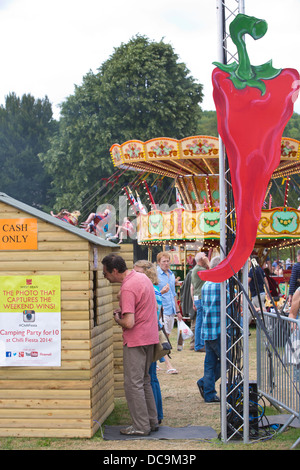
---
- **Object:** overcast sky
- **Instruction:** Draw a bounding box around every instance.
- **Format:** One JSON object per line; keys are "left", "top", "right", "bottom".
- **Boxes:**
{"left": 0, "top": 0, "right": 299, "bottom": 120}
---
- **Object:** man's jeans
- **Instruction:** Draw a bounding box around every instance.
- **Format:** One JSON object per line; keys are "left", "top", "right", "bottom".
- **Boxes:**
{"left": 197, "top": 338, "right": 221, "bottom": 402}
{"left": 194, "top": 299, "right": 205, "bottom": 351}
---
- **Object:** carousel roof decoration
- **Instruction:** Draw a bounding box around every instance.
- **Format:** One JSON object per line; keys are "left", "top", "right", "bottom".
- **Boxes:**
{"left": 110, "top": 136, "right": 300, "bottom": 178}
{"left": 110, "top": 136, "right": 220, "bottom": 178}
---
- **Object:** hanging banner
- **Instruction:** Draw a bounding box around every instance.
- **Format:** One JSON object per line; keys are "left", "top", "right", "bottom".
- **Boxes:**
{"left": 0, "top": 275, "right": 61, "bottom": 366}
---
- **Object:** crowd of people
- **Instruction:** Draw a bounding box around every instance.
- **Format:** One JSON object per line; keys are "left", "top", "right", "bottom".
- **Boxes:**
{"left": 101, "top": 247, "right": 300, "bottom": 436}
{"left": 101, "top": 250, "right": 222, "bottom": 435}
{"left": 51, "top": 203, "right": 300, "bottom": 434}
{"left": 51, "top": 205, "right": 299, "bottom": 433}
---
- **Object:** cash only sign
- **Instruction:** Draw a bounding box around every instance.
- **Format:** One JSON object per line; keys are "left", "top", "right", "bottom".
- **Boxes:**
{"left": 0, "top": 218, "right": 38, "bottom": 250}
{"left": 0, "top": 275, "right": 61, "bottom": 366}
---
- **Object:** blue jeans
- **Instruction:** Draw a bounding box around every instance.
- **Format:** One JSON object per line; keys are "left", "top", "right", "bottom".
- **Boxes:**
{"left": 149, "top": 362, "right": 163, "bottom": 421}
{"left": 197, "top": 337, "right": 221, "bottom": 402}
{"left": 194, "top": 299, "right": 205, "bottom": 350}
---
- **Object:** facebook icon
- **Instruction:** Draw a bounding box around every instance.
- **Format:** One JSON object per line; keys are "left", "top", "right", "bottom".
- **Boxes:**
{"left": 6, "top": 352, "right": 11, "bottom": 358}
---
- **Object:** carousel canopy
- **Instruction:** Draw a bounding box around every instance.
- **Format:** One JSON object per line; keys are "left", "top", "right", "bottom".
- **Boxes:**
{"left": 110, "top": 135, "right": 300, "bottom": 209}
{"left": 110, "top": 135, "right": 300, "bottom": 179}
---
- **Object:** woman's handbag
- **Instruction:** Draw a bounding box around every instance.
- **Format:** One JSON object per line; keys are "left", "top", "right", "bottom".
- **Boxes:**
{"left": 152, "top": 307, "right": 172, "bottom": 362}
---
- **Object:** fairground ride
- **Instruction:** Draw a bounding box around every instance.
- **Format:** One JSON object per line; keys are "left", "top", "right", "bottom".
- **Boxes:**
{"left": 109, "top": 0, "right": 300, "bottom": 446}
{"left": 110, "top": 134, "right": 300, "bottom": 266}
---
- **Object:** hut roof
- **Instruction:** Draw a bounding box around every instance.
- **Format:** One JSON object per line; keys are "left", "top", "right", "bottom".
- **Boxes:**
{"left": 0, "top": 193, "right": 119, "bottom": 249}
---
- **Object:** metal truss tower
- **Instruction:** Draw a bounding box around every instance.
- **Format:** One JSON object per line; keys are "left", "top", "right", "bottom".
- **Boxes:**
{"left": 216, "top": 0, "right": 251, "bottom": 444}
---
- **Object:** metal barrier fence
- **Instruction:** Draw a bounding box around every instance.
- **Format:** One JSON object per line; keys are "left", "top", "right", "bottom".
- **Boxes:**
{"left": 256, "top": 311, "right": 300, "bottom": 448}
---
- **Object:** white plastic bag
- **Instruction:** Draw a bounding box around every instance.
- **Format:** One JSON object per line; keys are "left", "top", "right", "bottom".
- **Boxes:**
{"left": 284, "top": 330, "right": 300, "bottom": 365}
{"left": 177, "top": 319, "right": 193, "bottom": 340}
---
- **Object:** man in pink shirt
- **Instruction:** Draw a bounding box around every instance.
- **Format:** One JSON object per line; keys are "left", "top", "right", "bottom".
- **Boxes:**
{"left": 102, "top": 253, "right": 159, "bottom": 436}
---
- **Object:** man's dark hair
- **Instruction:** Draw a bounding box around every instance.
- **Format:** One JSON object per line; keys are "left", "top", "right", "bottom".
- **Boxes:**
{"left": 102, "top": 254, "right": 127, "bottom": 273}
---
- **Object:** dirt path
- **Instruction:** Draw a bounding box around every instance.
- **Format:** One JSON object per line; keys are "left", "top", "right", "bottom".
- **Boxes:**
{"left": 1, "top": 328, "right": 266, "bottom": 451}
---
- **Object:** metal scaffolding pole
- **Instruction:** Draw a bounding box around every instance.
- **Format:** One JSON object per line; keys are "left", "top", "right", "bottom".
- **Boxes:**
{"left": 216, "top": 0, "right": 250, "bottom": 444}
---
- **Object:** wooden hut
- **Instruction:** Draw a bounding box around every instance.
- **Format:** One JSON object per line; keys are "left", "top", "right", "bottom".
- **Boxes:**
{"left": 0, "top": 192, "right": 122, "bottom": 438}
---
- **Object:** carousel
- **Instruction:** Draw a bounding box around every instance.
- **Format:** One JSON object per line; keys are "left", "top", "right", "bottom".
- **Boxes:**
{"left": 110, "top": 135, "right": 300, "bottom": 266}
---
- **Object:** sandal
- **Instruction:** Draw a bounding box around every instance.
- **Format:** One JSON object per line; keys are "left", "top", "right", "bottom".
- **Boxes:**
{"left": 166, "top": 368, "right": 178, "bottom": 374}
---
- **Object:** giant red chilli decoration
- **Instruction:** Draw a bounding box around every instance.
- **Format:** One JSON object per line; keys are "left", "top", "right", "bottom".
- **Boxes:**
{"left": 199, "top": 13, "right": 300, "bottom": 283}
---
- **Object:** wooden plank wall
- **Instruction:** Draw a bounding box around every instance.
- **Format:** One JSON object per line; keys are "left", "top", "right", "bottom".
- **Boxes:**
{"left": 0, "top": 202, "right": 117, "bottom": 438}
{"left": 112, "top": 244, "right": 134, "bottom": 398}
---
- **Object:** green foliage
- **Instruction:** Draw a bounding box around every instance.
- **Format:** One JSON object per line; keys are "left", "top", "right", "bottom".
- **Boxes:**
{"left": 284, "top": 112, "right": 300, "bottom": 140}
{"left": 196, "top": 110, "right": 218, "bottom": 136}
{"left": 0, "top": 93, "right": 57, "bottom": 208}
{"left": 40, "top": 72, "right": 116, "bottom": 210}
{"left": 99, "top": 35, "right": 203, "bottom": 141}
{"left": 41, "top": 35, "right": 204, "bottom": 210}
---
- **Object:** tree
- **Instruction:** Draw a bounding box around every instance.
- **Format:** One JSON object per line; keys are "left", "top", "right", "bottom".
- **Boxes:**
{"left": 283, "top": 112, "right": 300, "bottom": 140}
{"left": 0, "top": 93, "right": 56, "bottom": 208}
{"left": 99, "top": 34, "right": 203, "bottom": 141}
{"left": 41, "top": 35, "right": 204, "bottom": 209}
{"left": 196, "top": 110, "right": 218, "bottom": 136}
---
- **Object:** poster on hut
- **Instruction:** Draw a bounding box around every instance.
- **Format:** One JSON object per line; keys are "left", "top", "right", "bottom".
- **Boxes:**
{"left": 0, "top": 275, "right": 61, "bottom": 366}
